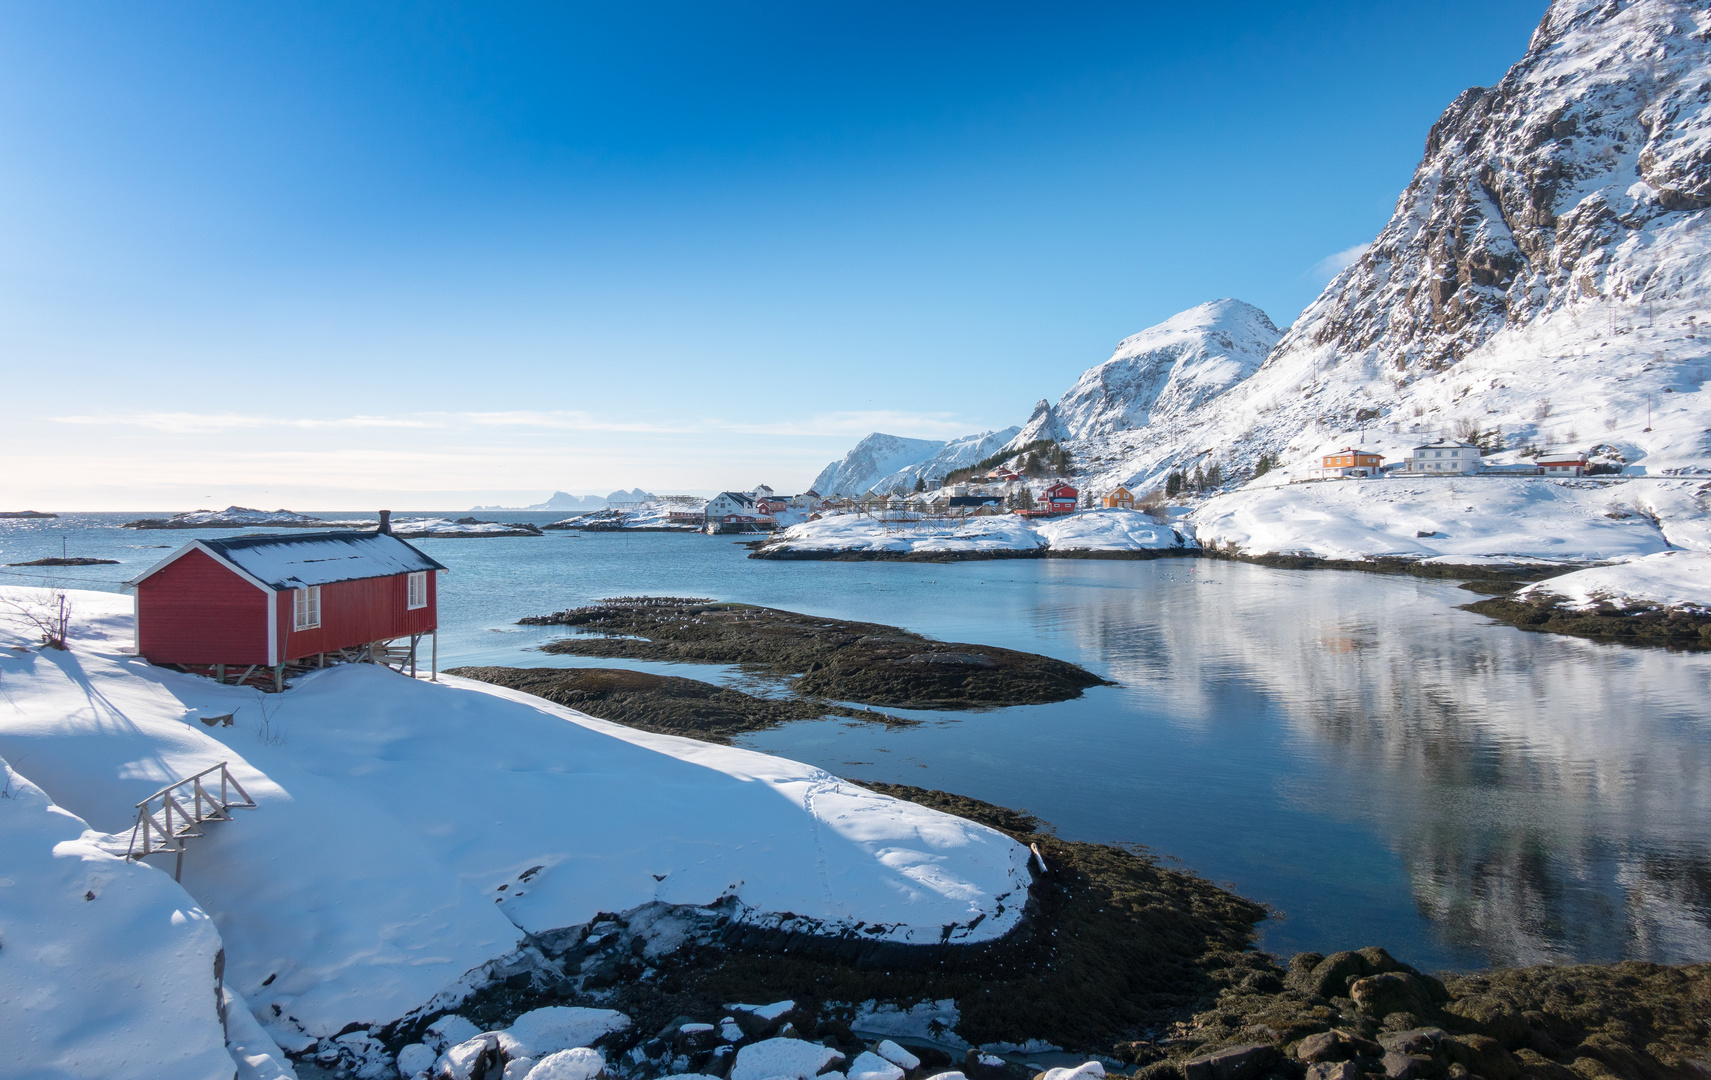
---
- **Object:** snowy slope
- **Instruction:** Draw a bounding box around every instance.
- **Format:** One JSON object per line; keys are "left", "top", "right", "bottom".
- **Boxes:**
{"left": 1008, "top": 300, "right": 1282, "bottom": 448}
{"left": 810, "top": 430, "right": 1021, "bottom": 497}
{"left": 810, "top": 434, "right": 948, "bottom": 496}
{"left": 1192, "top": 476, "right": 1696, "bottom": 562}
{"left": 0, "top": 756, "right": 245, "bottom": 1080}
{"left": 1517, "top": 548, "right": 1711, "bottom": 611}
{"left": 0, "top": 588, "right": 1032, "bottom": 1048}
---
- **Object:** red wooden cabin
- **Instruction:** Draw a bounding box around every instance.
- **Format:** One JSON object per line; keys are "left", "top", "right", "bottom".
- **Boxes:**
{"left": 126, "top": 522, "right": 446, "bottom": 688}
{"left": 1042, "top": 481, "right": 1079, "bottom": 513}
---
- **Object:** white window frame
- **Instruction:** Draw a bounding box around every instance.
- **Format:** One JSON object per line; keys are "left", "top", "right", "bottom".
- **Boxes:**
{"left": 293, "top": 585, "right": 321, "bottom": 630}
{"left": 407, "top": 571, "right": 428, "bottom": 610}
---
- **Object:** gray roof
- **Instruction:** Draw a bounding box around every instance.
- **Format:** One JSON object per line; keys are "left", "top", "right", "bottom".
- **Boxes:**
{"left": 131, "top": 531, "right": 446, "bottom": 591}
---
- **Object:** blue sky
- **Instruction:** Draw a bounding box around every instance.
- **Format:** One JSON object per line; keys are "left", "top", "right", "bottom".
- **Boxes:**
{"left": 1, "top": 1, "right": 1549, "bottom": 508}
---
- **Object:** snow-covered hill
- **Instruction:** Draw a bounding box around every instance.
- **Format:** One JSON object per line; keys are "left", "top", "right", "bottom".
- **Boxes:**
{"left": 1007, "top": 300, "right": 1282, "bottom": 448}
{"left": 809, "top": 429, "right": 1020, "bottom": 496}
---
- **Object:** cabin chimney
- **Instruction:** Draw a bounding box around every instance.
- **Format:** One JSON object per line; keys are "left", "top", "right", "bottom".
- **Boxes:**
{"left": 378, "top": 509, "right": 392, "bottom": 535}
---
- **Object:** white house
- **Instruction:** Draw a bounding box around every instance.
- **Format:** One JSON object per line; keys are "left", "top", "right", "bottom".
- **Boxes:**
{"left": 706, "top": 491, "right": 757, "bottom": 519}
{"left": 751, "top": 484, "right": 775, "bottom": 499}
{"left": 1407, "top": 441, "right": 1482, "bottom": 474}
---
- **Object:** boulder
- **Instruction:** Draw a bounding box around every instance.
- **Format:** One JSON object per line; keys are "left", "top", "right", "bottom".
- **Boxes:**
{"left": 729, "top": 1038, "right": 846, "bottom": 1080}
{"left": 1182, "top": 1044, "right": 1281, "bottom": 1080}
{"left": 1351, "top": 975, "right": 1437, "bottom": 1021}
{"left": 525, "top": 1048, "right": 606, "bottom": 1080}
{"left": 438, "top": 1034, "right": 502, "bottom": 1080}
{"left": 1379, "top": 1029, "right": 1446, "bottom": 1057}
{"left": 1292, "top": 952, "right": 1373, "bottom": 1000}
{"left": 1306, "top": 1063, "right": 1364, "bottom": 1080}
{"left": 849, "top": 1052, "right": 906, "bottom": 1080}
{"left": 876, "top": 1042, "right": 922, "bottom": 1071}
{"left": 1442, "top": 1034, "right": 1519, "bottom": 1080}
{"left": 1295, "top": 1031, "right": 1381, "bottom": 1064}
{"left": 1512, "top": 1049, "right": 1581, "bottom": 1080}
{"left": 1381, "top": 1052, "right": 1438, "bottom": 1080}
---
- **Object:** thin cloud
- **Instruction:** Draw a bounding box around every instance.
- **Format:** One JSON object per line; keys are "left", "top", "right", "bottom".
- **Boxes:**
{"left": 1310, "top": 243, "right": 1370, "bottom": 283}
{"left": 48, "top": 412, "right": 437, "bottom": 432}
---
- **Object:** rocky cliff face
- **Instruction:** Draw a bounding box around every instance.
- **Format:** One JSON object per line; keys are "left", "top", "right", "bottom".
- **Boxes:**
{"left": 1290, "top": 0, "right": 1711, "bottom": 375}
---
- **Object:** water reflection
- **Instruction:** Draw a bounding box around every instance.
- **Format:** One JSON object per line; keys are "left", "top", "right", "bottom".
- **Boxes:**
{"left": 1020, "top": 561, "right": 1711, "bottom": 966}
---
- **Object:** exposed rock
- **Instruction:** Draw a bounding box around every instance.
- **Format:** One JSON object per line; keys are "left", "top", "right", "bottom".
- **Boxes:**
{"left": 1181, "top": 1043, "right": 1280, "bottom": 1080}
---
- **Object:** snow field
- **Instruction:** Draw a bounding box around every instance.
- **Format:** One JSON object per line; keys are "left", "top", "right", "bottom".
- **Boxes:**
{"left": 1191, "top": 476, "right": 1703, "bottom": 562}
{"left": 0, "top": 588, "right": 1032, "bottom": 1052}
{"left": 1516, "top": 549, "right": 1711, "bottom": 612}
{"left": 763, "top": 508, "right": 1188, "bottom": 556}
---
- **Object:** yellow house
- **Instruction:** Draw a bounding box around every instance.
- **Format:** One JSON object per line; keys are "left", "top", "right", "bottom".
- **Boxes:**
{"left": 1101, "top": 485, "right": 1135, "bottom": 509}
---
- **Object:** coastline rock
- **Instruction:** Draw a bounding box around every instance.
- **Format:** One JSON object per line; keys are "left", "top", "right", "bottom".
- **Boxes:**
{"left": 1182, "top": 1043, "right": 1279, "bottom": 1080}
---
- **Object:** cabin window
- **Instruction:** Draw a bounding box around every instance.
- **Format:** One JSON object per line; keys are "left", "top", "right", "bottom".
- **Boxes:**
{"left": 293, "top": 586, "right": 321, "bottom": 630}
{"left": 407, "top": 571, "right": 428, "bottom": 610}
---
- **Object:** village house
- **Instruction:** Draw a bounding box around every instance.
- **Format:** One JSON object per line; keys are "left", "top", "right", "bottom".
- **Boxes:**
{"left": 1404, "top": 441, "right": 1480, "bottom": 475}
{"left": 1538, "top": 454, "right": 1587, "bottom": 476}
{"left": 754, "top": 495, "right": 790, "bottom": 515}
{"left": 705, "top": 491, "right": 757, "bottom": 519}
{"left": 789, "top": 489, "right": 825, "bottom": 510}
{"left": 1321, "top": 447, "right": 1386, "bottom": 478}
{"left": 751, "top": 484, "right": 775, "bottom": 498}
{"left": 125, "top": 512, "right": 446, "bottom": 690}
{"left": 1102, "top": 485, "right": 1135, "bottom": 509}
{"left": 948, "top": 494, "right": 1004, "bottom": 516}
{"left": 1043, "top": 481, "right": 1079, "bottom": 514}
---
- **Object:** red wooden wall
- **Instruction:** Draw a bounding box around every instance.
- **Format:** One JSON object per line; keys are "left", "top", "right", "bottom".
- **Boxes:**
{"left": 135, "top": 548, "right": 271, "bottom": 665}
{"left": 276, "top": 569, "right": 436, "bottom": 662}
{"left": 136, "top": 547, "right": 438, "bottom": 667}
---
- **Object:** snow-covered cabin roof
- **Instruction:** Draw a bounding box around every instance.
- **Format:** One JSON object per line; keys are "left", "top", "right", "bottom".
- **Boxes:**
{"left": 128, "top": 531, "right": 447, "bottom": 591}
{"left": 715, "top": 491, "right": 756, "bottom": 507}
{"left": 1412, "top": 441, "right": 1479, "bottom": 452}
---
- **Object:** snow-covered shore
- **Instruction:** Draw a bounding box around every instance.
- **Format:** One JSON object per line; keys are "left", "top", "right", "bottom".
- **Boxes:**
{"left": 0, "top": 588, "right": 1031, "bottom": 1074}
{"left": 754, "top": 508, "right": 1190, "bottom": 558}
{"left": 1515, "top": 549, "right": 1711, "bottom": 614}
{"left": 755, "top": 478, "right": 1708, "bottom": 568}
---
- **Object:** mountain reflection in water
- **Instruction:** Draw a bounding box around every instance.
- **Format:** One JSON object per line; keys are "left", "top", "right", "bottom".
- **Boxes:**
{"left": 740, "top": 559, "right": 1711, "bottom": 970}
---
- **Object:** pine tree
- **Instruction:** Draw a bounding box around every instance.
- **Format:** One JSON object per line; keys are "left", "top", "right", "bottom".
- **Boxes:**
{"left": 1165, "top": 471, "right": 1183, "bottom": 497}
{"left": 913, "top": 475, "right": 926, "bottom": 493}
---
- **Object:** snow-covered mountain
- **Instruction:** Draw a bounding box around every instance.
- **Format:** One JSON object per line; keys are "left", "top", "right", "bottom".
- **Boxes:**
{"left": 809, "top": 428, "right": 1020, "bottom": 496}
{"left": 1036, "top": 0, "right": 1711, "bottom": 494}
{"left": 1008, "top": 300, "right": 1282, "bottom": 448}
{"left": 814, "top": 0, "right": 1709, "bottom": 502}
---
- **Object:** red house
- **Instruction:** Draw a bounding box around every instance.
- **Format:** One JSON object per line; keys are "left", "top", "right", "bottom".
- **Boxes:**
{"left": 126, "top": 520, "right": 446, "bottom": 689}
{"left": 1042, "top": 481, "right": 1079, "bottom": 513}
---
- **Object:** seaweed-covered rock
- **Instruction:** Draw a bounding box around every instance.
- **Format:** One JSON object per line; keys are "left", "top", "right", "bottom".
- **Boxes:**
{"left": 1353, "top": 975, "right": 1438, "bottom": 1022}
{"left": 1181, "top": 1044, "right": 1280, "bottom": 1080}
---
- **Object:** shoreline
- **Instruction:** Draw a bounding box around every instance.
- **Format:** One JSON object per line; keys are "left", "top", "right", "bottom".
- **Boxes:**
{"left": 364, "top": 779, "right": 1711, "bottom": 1080}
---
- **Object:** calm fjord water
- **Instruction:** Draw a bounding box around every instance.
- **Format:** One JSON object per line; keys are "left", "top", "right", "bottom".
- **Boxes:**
{"left": 5, "top": 513, "right": 1709, "bottom": 972}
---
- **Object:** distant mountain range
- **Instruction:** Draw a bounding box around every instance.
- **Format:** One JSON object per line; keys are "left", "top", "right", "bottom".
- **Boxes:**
{"left": 471, "top": 488, "right": 656, "bottom": 512}
{"left": 815, "top": 0, "right": 1711, "bottom": 495}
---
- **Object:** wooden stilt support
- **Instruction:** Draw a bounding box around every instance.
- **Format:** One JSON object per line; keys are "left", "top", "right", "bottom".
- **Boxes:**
{"left": 274, "top": 665, "right": 283, "bottom": 693}
{"left": 216, "top": 663, "right": 226, "bottom": 683}
{"left": 430, "top": 630, "right": 437, "bottom": 682}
